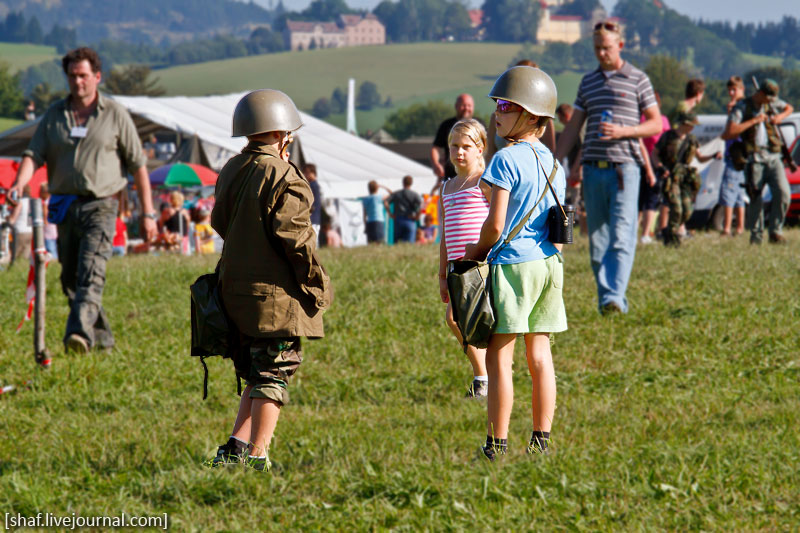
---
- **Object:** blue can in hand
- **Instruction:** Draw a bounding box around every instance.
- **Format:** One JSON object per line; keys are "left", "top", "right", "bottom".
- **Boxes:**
{"left": 600, "top": 109, "right": 614, "bottom": 123}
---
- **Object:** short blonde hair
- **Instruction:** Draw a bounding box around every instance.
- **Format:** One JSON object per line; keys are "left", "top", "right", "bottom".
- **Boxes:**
{"left": 169, "top": 190, "right": 184, "bottom": 208}
{"left": 448, "top": 118, "right": 488, "bottom": 169}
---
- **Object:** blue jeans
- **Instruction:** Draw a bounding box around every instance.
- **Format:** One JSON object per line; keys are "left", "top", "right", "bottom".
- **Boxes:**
{"left": 393, "top": 216, "right": 416, "bottom": 243}
{"left": 583, "top": 163, "right": 641, "bottom": 313}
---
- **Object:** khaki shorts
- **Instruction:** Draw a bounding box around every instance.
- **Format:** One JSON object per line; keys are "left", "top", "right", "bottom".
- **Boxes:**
{"left": 234, "top": 336, "right": 302, "bottom": 405}
{"left": 491, "top": 254, "right": 567, "bottom": 334}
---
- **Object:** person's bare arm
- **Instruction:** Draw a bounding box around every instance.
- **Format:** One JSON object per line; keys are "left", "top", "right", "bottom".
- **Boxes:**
{"left": 438, "top": 196, "right": 449, "bottom": 303}
{"left": 722, "top": 113, "right": 766, "bottom": 140}
{"left": 696, "top": 150, "right": 723, "bottom": 164}
{"left": 131, "top": 165, "right": 158, "bottom": 241}
{"left": 486, "top": 112, "right": 498, "bottom": 162}
{"left": 463, "top": 185, "right": 508, "bottom": 261}
{"left": 430, "top": 145, "right": 446, "bottom": 179}
{"left": 599, "top": 105, "right": 662, "bottom": 140}
{"left": 383, "top": 196, "right": 394, "bottom": 219}
{"left": 9, "top": 156, "right": 38, "bottom": 201}
{"left": 640, "top": 139, "right": 657, "bottom": 187}
{"left": 479, "top": 179, "right": 492, "bottom": 203}
{"left": 555, "top": 109, "right": 586, "bottom": 161}
{"left": 771, "top": 102, "right": 794, "bottom": 125}
{"left": 542, "top": 118, "right": 556, "bottom": 153}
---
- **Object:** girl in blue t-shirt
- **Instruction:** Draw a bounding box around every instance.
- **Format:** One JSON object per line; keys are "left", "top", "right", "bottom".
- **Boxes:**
{"left": 463, "top": 66, "right": 567, "bottom": 460}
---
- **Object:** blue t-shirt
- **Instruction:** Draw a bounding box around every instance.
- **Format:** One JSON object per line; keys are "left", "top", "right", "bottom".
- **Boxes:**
{"left": 360, "top": 194, "right": 385, "bottom": 223}
{"left": 481, "top": 141, "right": 565, "bottom": 264}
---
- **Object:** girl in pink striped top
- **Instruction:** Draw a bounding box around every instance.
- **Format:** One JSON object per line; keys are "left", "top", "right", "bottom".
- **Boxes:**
{"left": 438, "top": 119, "right": 492, "bottom": 399}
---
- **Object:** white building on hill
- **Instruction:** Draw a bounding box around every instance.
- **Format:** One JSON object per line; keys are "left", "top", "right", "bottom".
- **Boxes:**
{"left": 284, "top": 14, "right": 385, "bottom": 51}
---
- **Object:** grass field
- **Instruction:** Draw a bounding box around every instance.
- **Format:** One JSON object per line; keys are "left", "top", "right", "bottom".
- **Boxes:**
{"left": 0, "top": 42, "right": 58, "bottom": 72}
{"left": 0, "top": 117, "right": 23, "bottom": 132}
{"left": 1, "top": 229, "right": 798, "bottom": 530}
{"left": 155, "top": 43, "right": 583, "bottom": 135}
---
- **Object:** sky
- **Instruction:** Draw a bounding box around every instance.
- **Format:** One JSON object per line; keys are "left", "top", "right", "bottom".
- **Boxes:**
{"left": 265, "top": 0, "right": 797, "bottom": 24}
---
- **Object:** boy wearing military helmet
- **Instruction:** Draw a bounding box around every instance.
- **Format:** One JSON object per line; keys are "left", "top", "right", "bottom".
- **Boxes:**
{"left": 652, "top": 111, "right": 722, "bottom": 246}
{"left": 207, "top": 89, "right": 332, "bottom": 472}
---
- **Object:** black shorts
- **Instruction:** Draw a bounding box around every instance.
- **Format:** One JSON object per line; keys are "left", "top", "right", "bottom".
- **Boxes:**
{"left": 365, "top": 220, "right": 385, "bottom": 243}
{"left": 638, "top": 167, "right": 661, "bottom": 212}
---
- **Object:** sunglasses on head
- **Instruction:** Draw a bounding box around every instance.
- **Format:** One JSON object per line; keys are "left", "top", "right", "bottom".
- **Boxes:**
{"left": 495, "top": 99, "right": 521, "bottom": 114}
{"left": 594, "top": 21, "right": 620, "bottom": 33}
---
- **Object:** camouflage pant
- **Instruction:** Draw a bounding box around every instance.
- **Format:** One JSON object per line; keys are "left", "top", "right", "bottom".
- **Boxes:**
{"left": 234, "top": 336, "right": 302, "bottom": 405}
{"left": 57, "top": 196, "right": 118, "bottom": 349}
{"left": 665, "top": 169, "right": 700, "bottom": 234}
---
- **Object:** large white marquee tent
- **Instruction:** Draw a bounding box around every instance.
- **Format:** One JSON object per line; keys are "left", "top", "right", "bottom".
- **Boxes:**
{"left": 113, "top": 92, "right": 437, "bottom": 199}
{"left": 0, "top": 92, "right": 437, "bottom": 200}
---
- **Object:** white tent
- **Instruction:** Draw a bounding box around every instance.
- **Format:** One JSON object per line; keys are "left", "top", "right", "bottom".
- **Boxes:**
{"left": 110, "top": 92, "right": 436, "bottom": 199}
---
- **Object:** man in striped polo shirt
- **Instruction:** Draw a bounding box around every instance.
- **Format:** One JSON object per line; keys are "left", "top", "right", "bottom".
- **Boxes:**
{"left": 555, "top": 21, "right": 662, "bottom": 315}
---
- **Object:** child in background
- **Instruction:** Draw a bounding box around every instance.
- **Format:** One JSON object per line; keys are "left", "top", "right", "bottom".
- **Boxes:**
{"left": 438, "top": 118, "right": 491, "bottom": 399}
{"left": 417, "top": 213, "right": 438, "bottom": 244}
{"left": 193, "top": 208, "right": 216, "bottom": 254}
{"left": 361, "top": 180, "right": 391, "bottom": 244}
{"left": 112, "top": 215, "right": 127, "bottom": 256}
{"left": 652, "top": 111, "right": 722, "bottom": 247}
{"left": 463, "top": 67, "right": 567, "bottom": 459}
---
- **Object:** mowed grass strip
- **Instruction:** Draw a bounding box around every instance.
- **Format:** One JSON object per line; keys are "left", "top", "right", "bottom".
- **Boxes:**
{"left": 157, "top": 43, "right": 521, "bottom": 105}
{"left": 1, "top": 230, "right": 798, "bottom": 530}
{"left": 0, "top": 42, "right": 58, "bottom": 72}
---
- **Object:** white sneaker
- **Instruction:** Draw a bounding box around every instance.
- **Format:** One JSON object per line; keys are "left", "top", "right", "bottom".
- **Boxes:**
{"left": 640, "top": 235, "right": 653, "bottom": 244}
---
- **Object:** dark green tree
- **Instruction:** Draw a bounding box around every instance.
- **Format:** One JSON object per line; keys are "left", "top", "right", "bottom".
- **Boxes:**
{"left": 356, "top": 81, "right": 381, "bottom": 110}
{"left": 383, "top": 100, "right": 452, "bottom": 141}
{"left": 247, "top": 26, "right": 284, "bottom": 54}
{"left": 301, "top": 0, "right": 353, "bottom": 20}
{"left": 571, "top": 38, "right": 596, "bottom": 71}
{"left": 331, "top": 87, "right": 346, "bottom": 114}
{"left": 30, "top": 82, "right": 67, "bottom": 114}
{"left": 312, "top": 97, "right": 332, "bottom": 118}
{"left": 2, "top": 11, "right": 27, "bottom": 42}
{"left": 644, "top": 55, "right": 689, "bottom": 115}
{"left": 26, "top": 16, "right": 44, "bottom": 44}
{"left": 557, "top": 0, "right": 601, "bottom": 16}
{"left": 482, "top": 0, "right": 540, "bottom": 43}
{"left": 103, "top": 65, "right": 166, "bottom": 96}
{"left": 539, "top": 42, "right": 572, "bottom": 74}
{"left": 43, "top": 24, "right": 77, "bottom": 53}
{"left": 0, "top": 61, "right": 24, "bottom": 118}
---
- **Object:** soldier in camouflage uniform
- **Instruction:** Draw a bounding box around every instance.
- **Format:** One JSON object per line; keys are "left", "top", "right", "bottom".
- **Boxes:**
{"left": 722, "top": 79, "right": 794, "bottom": 244}
{"left": 652, "top": 111, "right": 722, "bottom": 246}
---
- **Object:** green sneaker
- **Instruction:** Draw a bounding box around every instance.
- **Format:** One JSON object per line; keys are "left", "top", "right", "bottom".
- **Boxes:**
{"left": 245, "top": 454, "right": 271, "bottom": 472}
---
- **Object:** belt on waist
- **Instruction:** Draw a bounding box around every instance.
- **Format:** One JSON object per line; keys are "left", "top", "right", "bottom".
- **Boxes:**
{"left": 584, "top": 160, "right": 620, "bottom": 169}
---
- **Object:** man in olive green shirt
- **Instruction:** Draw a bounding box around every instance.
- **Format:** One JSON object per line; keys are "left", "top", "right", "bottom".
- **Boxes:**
{"left": 10, "top": 47, "right": 157, "bottom": 353}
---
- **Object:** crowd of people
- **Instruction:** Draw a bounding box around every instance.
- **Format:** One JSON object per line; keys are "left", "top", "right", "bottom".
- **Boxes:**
{"left": 7, "top": 26, "right": 795, "bottom": 472}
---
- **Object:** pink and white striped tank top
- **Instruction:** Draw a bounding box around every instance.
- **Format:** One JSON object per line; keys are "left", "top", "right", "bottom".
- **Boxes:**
{"left": 442, "top": 184, "right": 489, "bottom": 261}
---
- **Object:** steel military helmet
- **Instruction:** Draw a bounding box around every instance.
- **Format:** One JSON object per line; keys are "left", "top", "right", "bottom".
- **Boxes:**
{"left": 232, "top": 89, "right": 303, "bottom": 137}
{"left": 488, "top": 66, "right": 558, "bottom": 119}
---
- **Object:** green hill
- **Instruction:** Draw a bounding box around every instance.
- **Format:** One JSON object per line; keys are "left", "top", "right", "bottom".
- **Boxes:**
{"left": 156, "top": 43, "right": 583, "bottom": 134}
{"left": 0, "top": 42, "right": 58, "bottom": 72}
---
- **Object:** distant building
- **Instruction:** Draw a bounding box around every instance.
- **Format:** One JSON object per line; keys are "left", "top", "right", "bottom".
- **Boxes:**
{"left": 536, "top": 2, "right": 621, "bottom": 45}
{"left": 284, "top": 14, "right": 385, "bottom": 51}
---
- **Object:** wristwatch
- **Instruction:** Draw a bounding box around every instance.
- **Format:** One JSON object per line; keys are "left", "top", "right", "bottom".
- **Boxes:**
{"left": 143, "top": 212, "right": 158, "bottom": 220}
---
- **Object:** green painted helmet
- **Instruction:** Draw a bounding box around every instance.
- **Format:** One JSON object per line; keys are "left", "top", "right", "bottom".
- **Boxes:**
{"left": 488, "top": 66, "right": 557, "bottom": 118}
{"left": 232, "top": 89, "right": 303, "bottom": 137}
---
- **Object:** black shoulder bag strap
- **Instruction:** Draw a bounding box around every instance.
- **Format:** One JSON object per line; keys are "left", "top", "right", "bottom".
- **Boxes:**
{"left": 488, "top": 144, "right": 559, "bottom": 262}
{"left": 529, "top": 143, "right": 566, "bottom": 222}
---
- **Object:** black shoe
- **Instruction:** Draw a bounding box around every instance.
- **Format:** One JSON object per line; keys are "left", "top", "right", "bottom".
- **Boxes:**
{"left": 769, "top": 233, "right": 787, "bottom": 244}
{"left": 478, "top": 443, "right": 506, "bottom": 462}
{"left": 527, "top": 433, "right": 551, "bottom": 455}
{"left": 600, "top": 302, "right": 622, "bottom": 316}
{"left": 207, "top": 439, "right": 246, "bottom": 467}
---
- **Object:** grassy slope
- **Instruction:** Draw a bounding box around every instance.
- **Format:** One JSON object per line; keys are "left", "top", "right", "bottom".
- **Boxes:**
{"left": 156, "top": 43, "right": 582, "bottom": 134}
{"left": 0, "top": 117, "right": 23, "bottom": 132}
{"left": 1, "top": 230, "right": 799, "bottom": 530}
{"left": 0, "top": 42, "right": 58, "bottom": 72}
